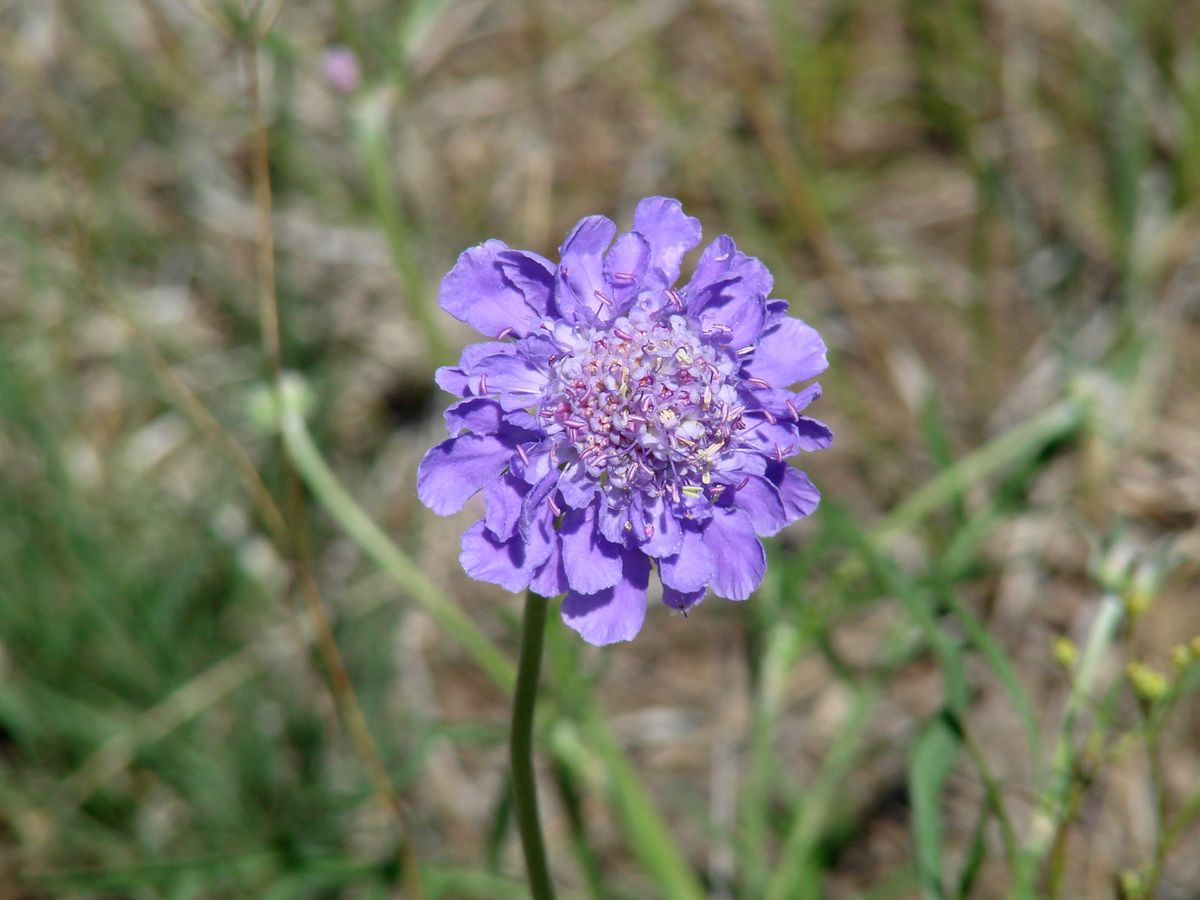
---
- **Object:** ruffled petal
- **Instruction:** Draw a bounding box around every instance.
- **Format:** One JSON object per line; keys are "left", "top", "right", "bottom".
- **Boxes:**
{"left": 603, "top": 231, "right": 651, "bottom": 306}
{"left": 519, "top": 471, "right": 559, "bottom": 541}
{"left": 793, "top": 416, "right": 835, "bottom": 452}
{"left": 632, "top": 196, "right": 702, "bottom": 285}
{"left": 530, "top": 538, "right": 569, "bottom": 597}
{"left": 554, "top": 215, "right": 617, "bottom": 323}
{"left": 662, "top": 584, "right": 706, "bottom": 612}
{"left": 496, "top": 249, "right": 555, "bottom": 315}
{"left": 511, "top": 439, "right": 554, "bottom": 485}
{"left": 728, "top": 474, "right": 789, "bottom": 536}
{"left": 765, "top": 461, "right": 821, "bottom": 519}
{"left": 417, "top": 434, "right": 514, "bottom": 516}
{"left": 471, "top": 354, "right": 550, "bottom": 411}
{"left": 439, "top": 240, "right": 546, "bottom": 338}
{"left": 435, "top": 342, "right": 515, "bottom": 398}
{"left": 560, "top": 505, "right": 623, "bottom": 593}
{"left": 557, "top": 461, "right": 598, "bottom": 509}
{"left": 631, "top": 492, "right": 683, "bottom": 558}
{"left": 658, "top": 521, "right": 714, "bottom": 592}
{"left": 684, "top": 236, "right": 770, "bottom": 350}
{"left": 483, "top": 472, "right": 527, "bottom": 540}
{"left": 740, "top": 383, "right": 822, "bottom": 420}
{"left": 444, "top": 397, "right": 505, "bottom": 436}
{"left": 738, "top": 415, "right": 833, "bottom": 457}
{"left": 702, "top": 508, "right": 766, "bottom": 600}
{"left": 460, "top": 521, "right": 532, "bottom": 592}
{"left": 561, "top": 550, "right": 650, "bottom": 645}
{"left": 596, "top": 499, "right": 632, "bottom": 545}
{"left": 744, "top": 317, "right": 828, "bottom": 387}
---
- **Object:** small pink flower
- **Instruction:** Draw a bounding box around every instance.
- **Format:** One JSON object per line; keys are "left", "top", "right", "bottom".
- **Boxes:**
{"left": 322, "top": 45, "right": 361, "bottom": 95}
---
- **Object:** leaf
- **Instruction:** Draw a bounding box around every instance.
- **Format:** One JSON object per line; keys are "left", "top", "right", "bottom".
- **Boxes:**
{"left": 909, "top": 710, "right": 963, "bottom": 900}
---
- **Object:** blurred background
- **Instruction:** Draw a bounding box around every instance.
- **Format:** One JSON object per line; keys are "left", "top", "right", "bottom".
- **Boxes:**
{"left": 2, "top": 0, "right": 1199, "bottom": 897}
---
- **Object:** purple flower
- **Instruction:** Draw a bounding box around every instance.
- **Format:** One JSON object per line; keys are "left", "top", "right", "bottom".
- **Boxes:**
{"left": 419, "top": 198, "right": 830, "bottom": 645}
{"left": 322, "top": 45, "right": 361, "bottom": 94}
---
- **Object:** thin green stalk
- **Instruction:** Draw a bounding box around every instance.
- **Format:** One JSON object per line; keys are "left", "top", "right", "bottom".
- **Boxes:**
{"left": 352, "top": 97, "right": 449, "bottom": 366}
{"left": 765, "top": 686, "right": 879, "bottom": 900}
{"left": 276, "top": 376, "right": 515, "bottom": 692}
{"left": 511, "top": 591, "right": 555, "bottom": 899}
{"left": 1012, "top": 592, "right": 1123, "bottom": 898}
{"left": 877, "top": 398, "right": 1083, "bottom": 543}
{"left": 1142, "top": 780, "right": 1200, "bottom": 898}
{"left": 739, "top": 622, "right": 804, "bottom": 898}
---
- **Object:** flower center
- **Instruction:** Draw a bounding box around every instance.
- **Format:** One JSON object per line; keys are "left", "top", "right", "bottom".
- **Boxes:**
{"left": 540, "top": 313, "right": 745, "bottom": 500}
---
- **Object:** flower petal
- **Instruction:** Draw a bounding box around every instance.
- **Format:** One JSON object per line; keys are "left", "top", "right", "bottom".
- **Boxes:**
{"left": 554, "top": 215, "right": 617, "bottom": 323}
{"left": 519, "top": 471, "right": 559, "bottom": 541}
{"left": 631, "top": 492, "right": 683, "bottom": 557}
{"left": 684, "top": 236, "right": 769, "bottom": 350}
{"left": 557, "top": 461, "right": 598, "bottom": 509}
{"left": 744, "top": 317, "right": 828, "bottom": 387}
{"left": 483, "top": 472, "right": 527, "bottom": 540}
{"left": 603, "top": 231, "right": 650, "bottom": 305}
{"left": 460, "top": 521, "right": 532, "bottom": 592}
{"left": 472, "top": 353, "right": 550, "bottom": 411}
{"left": 702, "top": 508, "right": 766, "bottom": 600}
{"left": 596, "top": 499, "right": 632, "bottom": 545}
{"left": 738, "top": 415, "right": 832, "bottom": 457}
{"left": 662, "top": 584, "right": 706, "bottom": 612}
{"left": 434, "top": 342, "right": 515, "bottom": 398}
{"left": 439, "top": 240, "right": 545, "bottom": 338}
{"left": 632, "top": 196, "right": 702, "bottom": 285}
{"left": 496, "top": 249, "right": 555, "bottom": 315}
{"left": 531, "top": 538, "right": 569, "bottom": 597}
{"left": 729, "top": 474, "right": 789, "bottom": 537}
{"left": 658, "top": 521, "right": 714, "bottom": 593}
{"left": 444, "top": 397, "right": 505, "bottom": 436}
{"left": 794, "top": 416, "right": 834, "bottom": 452}
{"left": 417, "top": 434, "right": 514, "bottom": 516}
{"left": 560, "top": 505, "right": 623, "bottom": 593}
{"left": 765, "top": 461, "right": 821, "bottom": 519}
{"left": 561, "top": 550, "right": 650, "bottom": 645}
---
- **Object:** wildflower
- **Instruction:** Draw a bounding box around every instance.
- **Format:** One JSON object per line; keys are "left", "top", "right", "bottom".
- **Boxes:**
{"left": 418, "top": 198, "right": 830, "bottom": 644}
{"left": 322, "top": 45, "right": 361, "bottom": 95}
{"left": 1053, "top": 637, "right": 1078, "bottom": 671}
{"left": 1126, "top": 662, "right": 1168, "bottom": 702}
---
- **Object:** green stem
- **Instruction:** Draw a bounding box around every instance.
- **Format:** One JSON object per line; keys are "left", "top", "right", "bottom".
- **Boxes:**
{"left": 1012, "top": 592, "right": 1124, "bottom": 898}
{"left": 276, "top": 376, "right": 514, "bottom": 691}
{"left": 512, "top": 591, "right": 555, "bottom": 900}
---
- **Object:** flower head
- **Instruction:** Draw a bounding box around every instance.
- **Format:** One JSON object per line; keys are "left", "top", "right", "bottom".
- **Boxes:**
{"left": 419, "top": 198, "right": 830, "bottom": 645}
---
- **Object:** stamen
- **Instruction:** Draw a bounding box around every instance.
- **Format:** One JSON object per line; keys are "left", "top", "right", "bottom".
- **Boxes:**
{"left": 478, "top": 374, "right": 488, "bottom": 394}
{"left": 547, "top": 494, "right": 562, "bottom": 516}
{"left": 746, "top": 377, "right": 771, "bottom": 389}
{"left": 593, "top": 289, "right": 612, "bottom": 307}
{"left": 496, "top": 327, "right": 514, "bottom": 340}
{"left": 516, "top": 444, "right": 530, "bottom": 466}
{"left": 786, "top": 400, "right": 799, "bottom": 421}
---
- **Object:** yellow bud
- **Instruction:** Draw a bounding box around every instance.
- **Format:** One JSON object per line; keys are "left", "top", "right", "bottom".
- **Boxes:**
{"left": 1053, "top": 637, "right": 1078, "bottom": 670}
{"left": 1172, "top": 644, "right": 1192, "bottom": 672}
{"left": 1190, "top": 635, "right": 1200, "bottom": 658}
{"left": 1124, "top": 589, "right": 1152, "bottom": 618}
{"left": 1126, "top": 662, "right": 1168, "bottom": 702}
